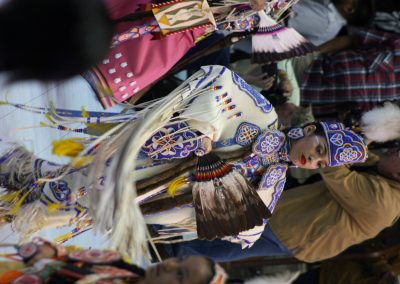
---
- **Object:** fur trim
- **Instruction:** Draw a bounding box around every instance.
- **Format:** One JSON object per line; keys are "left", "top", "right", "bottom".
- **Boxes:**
{"left": 362, "top": 102, "right": 400, "bottom": 142}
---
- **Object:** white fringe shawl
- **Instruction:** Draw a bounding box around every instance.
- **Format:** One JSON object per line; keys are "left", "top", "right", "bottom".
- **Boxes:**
{"left": 83, "top": 69, "right": 215, "bottom": 259}
{"left": 29, "top": 68, "right": 218, "bottom": 260}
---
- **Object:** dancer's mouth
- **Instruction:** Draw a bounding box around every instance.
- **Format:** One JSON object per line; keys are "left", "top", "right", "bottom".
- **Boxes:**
{"left": 300, "top": 154, "right": 306, "bottom": 166}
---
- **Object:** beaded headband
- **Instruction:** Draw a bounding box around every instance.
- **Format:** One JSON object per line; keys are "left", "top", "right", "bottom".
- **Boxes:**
{"left": 320, "top": 122, "right": 368, "bottom": 167}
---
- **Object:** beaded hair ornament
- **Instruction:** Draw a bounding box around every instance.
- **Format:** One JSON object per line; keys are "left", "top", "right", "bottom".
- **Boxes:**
{"left": 286, "top": 127, "right": 304, "bottom": 140}
{"left": 320, "top": 122, "right": 368, "bottom": 167}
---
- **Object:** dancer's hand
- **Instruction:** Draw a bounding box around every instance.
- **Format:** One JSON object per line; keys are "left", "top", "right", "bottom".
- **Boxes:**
{"left": 195, "top": 137, "right": 213, "bottom": 156}
{"left": 243, "top": 74, "right": 275, "bottom": 91}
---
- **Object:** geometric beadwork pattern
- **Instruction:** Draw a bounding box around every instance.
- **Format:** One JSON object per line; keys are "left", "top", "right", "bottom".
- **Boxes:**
{"left": 234, "top": 122, "right": 261, "bottom": 146}
{"left": 286, "top": 127, "right": 304, "bottom": 140}
{"left": 252, "top": 129, "right": 286, "bottom": 157}
{"left": 320, "top": 121, "right": 368, "bottom": 167}
{"left": 258, "top": 163, "right": 288, "bottom": 212}
{"left": 142, "top": 122, "right": 200, "bottom": 160}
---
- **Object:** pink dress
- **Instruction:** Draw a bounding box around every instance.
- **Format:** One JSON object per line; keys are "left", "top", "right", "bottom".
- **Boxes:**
{"left": 87, "top": 0, "right": 205, "bottom": 108}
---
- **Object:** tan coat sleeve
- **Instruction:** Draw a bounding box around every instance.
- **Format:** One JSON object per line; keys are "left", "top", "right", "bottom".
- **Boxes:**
{"left": 321, "top": 154, "right": 400, "bottom": 235}
{"left": 322, "top": 166, "right": 379, "bottom": 209}
{"left": 322, "top": 153, "right": 381, "bottom": 210}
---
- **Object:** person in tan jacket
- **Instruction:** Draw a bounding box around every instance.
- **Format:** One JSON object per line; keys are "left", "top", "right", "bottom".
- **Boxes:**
{"left": 314, "top": 252, "right": 400, "bottom": 284}
{"left": 293, "top": 238, "right": 400, "bottom": 283}
{"left": 169, "top": 148, "right": 400, "bottom": 263}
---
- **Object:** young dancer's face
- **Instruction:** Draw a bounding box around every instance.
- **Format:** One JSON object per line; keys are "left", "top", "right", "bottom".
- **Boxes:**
{"left": 290, "top": 125, "right": 329, "bottom": 170}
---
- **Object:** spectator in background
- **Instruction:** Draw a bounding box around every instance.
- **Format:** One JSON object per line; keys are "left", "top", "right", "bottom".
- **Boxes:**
{"left": 293, "top": 233, "right": 400, "bottom": 284}
{"left": 288, "top": 0, "right": 373, "bottom": 46}
{"left": 294, "top": 256, "right": 400, "bottom": 284}
{"left": 0, "top": 238, "right": 227, "bottom": 284}
{"left": 301, "top": 29, "right": 400, "bottom": 117}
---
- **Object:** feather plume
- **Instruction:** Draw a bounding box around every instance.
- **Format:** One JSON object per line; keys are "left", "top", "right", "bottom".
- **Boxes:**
{"left": 252, "top": 11, "right": 315, "bottom": 63}
{"left": 193, "top": 153, "right": 270, "bottom": 240}
{"left": 362, "top": 102, "right": 400, "bottom": 142}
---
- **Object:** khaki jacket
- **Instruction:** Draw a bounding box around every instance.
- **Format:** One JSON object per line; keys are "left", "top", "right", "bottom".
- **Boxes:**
{"left": 269, "top": 153, "right": 400, "bottom": 262}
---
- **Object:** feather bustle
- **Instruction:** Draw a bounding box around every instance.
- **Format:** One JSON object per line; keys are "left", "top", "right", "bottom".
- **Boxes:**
{"left": 193, "top": 153, "right": 270, "bottom": 240}
{"left": 251, "top": 11, "right": 315, "bottom": 63}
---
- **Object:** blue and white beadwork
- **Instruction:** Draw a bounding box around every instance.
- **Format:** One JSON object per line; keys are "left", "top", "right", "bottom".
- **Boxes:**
{"left": 278, "top": 140, "right": 291, "bottom": 163}
{"left": 213, "top": 119, "right": 279, "bottom": 149}
{"left": 259, "top": 164, "right": 288, "bottom": 189}
{"left": 142, "top": 122, "right": 200, "bottom": 160}
{"left": 320, "top": 121, "right": 367, "bottom": 167}
{"left": 258, "top": 163, "right": 288, "bottom": 212}
{"left": 234, "top": 122, "right": 261, "bottom": 146}
{"left": 260, "top": 154, "right": 279, "bottom": 166}
{"left": 252, "top": 130, "right": 286, "bottom": 157}
{"left": 269, "top": 177, "right": 287, "bottom": 212}
{"left": 233, "top": 155, "right": 262, "bottom": 180}
{"left": 286, "top": 127, "right": 305, "bottom": 140}
{"left": 329, "top": 133, "right": 344, "bottom": 146}
{"left": 231, "top": 71, "right": 273, "bottom": 113}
